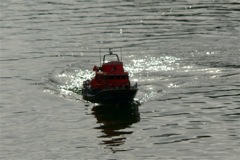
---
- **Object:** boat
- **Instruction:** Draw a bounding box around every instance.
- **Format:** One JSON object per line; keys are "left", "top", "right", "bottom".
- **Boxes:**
{"left": 82, "top": 49, "right": 138, "bottom": 104}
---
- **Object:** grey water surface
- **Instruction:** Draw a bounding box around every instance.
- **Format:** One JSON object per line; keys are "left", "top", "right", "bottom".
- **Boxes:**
{"left": 1, "top": 0, "right": 240, "bottom": 159}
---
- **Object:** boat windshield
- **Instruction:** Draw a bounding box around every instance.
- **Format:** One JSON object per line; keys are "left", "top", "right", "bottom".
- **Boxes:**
{"left": 103, "top": 53, "right": 120, "bottom": 63}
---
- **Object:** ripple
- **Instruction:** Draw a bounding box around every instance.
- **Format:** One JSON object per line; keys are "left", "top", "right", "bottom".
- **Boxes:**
{"left": 154, "top": 135, "right": 211, "bottom": 145}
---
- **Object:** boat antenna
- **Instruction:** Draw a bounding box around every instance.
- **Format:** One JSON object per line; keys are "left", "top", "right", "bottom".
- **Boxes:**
{"left": 99, "top": 49, "right": 101, "bottom": 66}
{"left": 120, "top": 47, "right": 122, "bottom": 62}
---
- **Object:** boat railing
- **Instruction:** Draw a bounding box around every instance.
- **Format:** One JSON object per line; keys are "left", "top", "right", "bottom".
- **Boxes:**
{"left": 101, "top": 82, "right": 137, "bottom": 91}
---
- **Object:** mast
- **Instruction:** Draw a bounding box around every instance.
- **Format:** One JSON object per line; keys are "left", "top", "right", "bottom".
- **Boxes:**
{"left": 109, "top": 48, "right": 113, "bottom": 54}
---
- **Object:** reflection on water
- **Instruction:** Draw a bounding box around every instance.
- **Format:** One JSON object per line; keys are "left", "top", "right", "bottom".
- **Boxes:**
{"left": 92, "top": 102, "right": 140, "bottom": 152}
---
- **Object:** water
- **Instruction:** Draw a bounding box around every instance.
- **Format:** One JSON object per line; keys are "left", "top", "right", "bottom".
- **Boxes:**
{"left": 1, "top": 0, "right": 240, "bottom": 159}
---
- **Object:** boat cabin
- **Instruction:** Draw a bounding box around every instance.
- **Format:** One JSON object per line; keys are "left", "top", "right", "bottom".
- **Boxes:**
{"left": 90, "top": 49, "right": 130, "bottom": 90}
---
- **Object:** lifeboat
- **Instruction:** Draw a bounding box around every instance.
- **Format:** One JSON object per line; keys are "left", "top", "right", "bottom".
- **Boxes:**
{"left": 82, "top": 49, "right": 138, "bottom": 104}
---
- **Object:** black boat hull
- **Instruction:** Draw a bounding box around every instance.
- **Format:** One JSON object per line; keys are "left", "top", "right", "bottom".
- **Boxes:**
{"left": 82, "top": 88, "right": 138, "bottom": 104}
